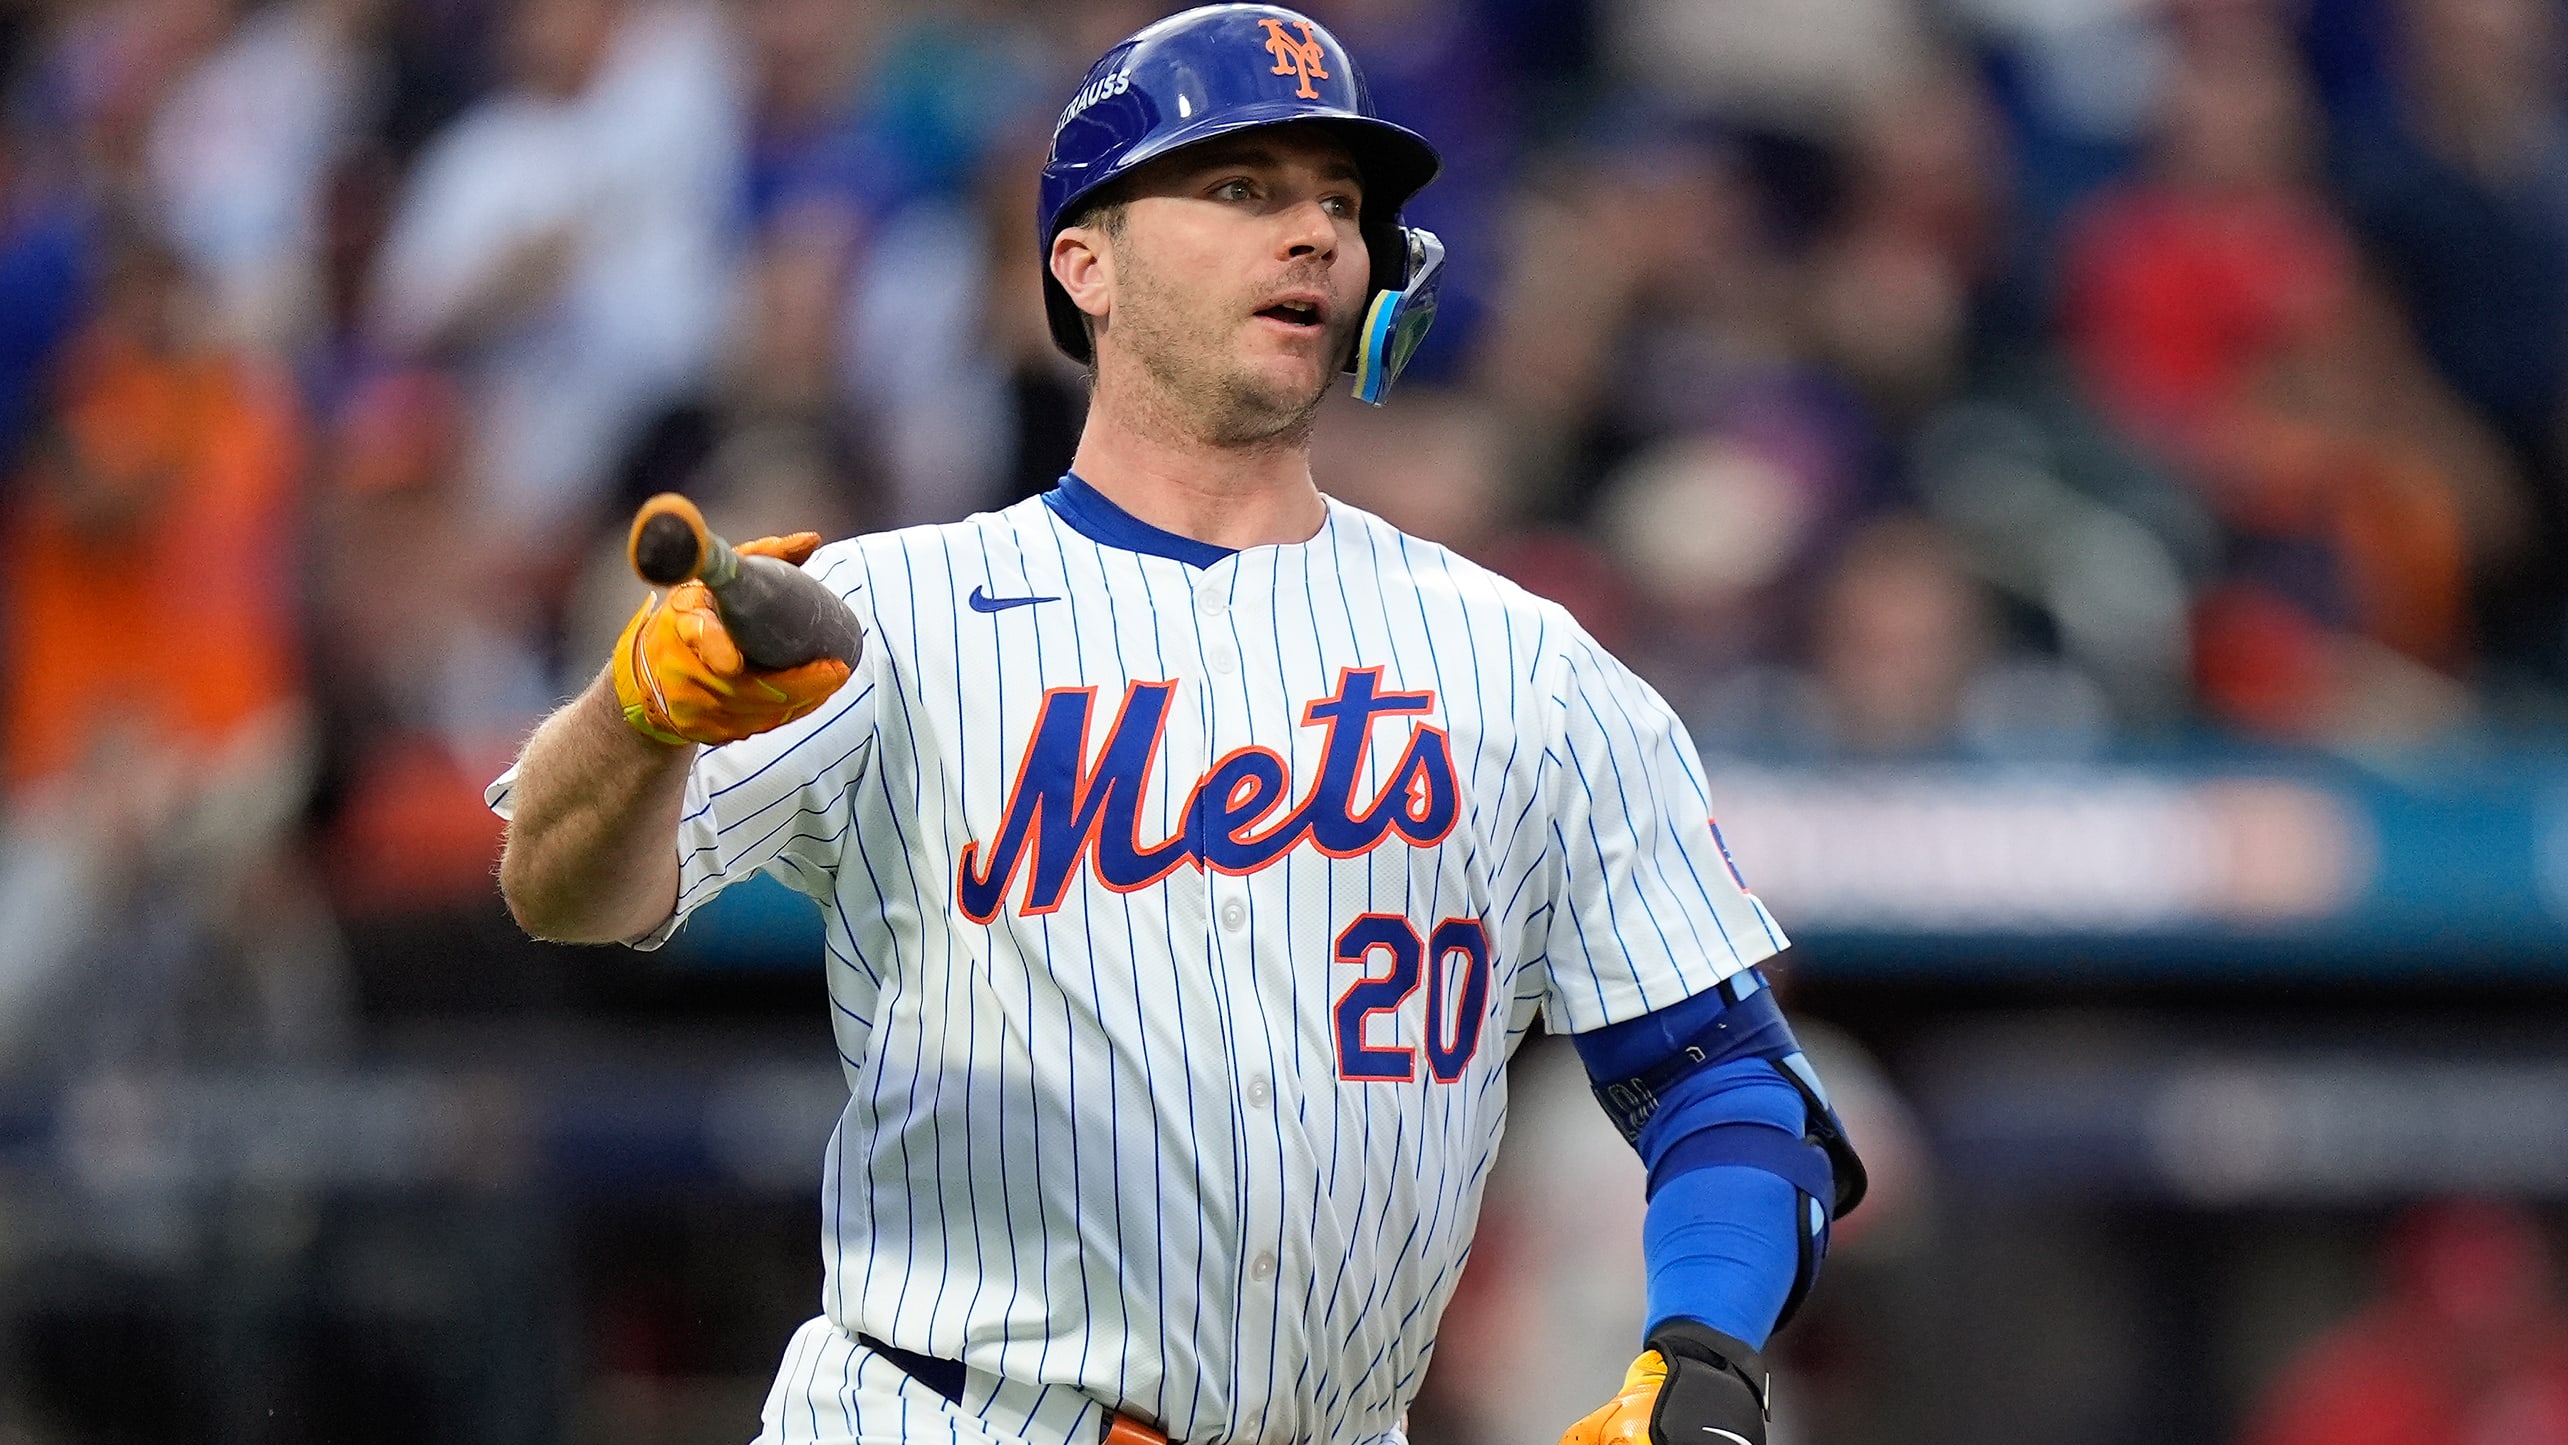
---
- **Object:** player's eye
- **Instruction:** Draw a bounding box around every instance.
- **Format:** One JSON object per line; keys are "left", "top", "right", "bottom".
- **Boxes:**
{"left": 1322, "top": 193, "right": 1360, "bottom": 220}
{"left": 1211, "top": 178, "right": 1257, "bottom": 202}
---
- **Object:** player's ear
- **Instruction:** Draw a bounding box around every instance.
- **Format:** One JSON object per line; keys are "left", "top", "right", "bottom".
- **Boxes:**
{"left": 1050, "top": 227, "right": 1114, "bottom": 326}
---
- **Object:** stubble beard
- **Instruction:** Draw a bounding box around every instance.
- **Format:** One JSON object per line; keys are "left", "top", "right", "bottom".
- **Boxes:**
{"left": 1115, "top": 250, "right": 1347, "bottom": 453}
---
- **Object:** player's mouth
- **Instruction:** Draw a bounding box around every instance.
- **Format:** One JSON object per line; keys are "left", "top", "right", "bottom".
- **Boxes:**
{"left": 1253, "top": 294, "right": 1329, "bottom": 332}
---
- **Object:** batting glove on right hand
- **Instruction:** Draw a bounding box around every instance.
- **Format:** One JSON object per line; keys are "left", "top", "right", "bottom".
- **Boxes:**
{"left": 1559, "top": 1322, "right": 1770, "bottom": 1445}
{"left": 611, "top": 531, "right": 852, "bottom": 746}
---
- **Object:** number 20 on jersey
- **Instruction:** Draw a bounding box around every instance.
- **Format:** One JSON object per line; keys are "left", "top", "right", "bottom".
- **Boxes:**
{"left": 1333, "top": 914, "right": 1491, "bottom": 1082}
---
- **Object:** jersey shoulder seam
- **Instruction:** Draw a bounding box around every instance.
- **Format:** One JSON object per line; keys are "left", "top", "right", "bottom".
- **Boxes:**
{"left": 1325, "top": 498, "right": 1586, "bottom": 629}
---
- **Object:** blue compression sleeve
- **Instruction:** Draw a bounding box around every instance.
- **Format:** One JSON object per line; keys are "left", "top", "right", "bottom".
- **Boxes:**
{"left": 1630, "top": 1061, "right": 1807, "bottom": 1347}
{"left": 1575, "top": 985, "right": 1824, "bottom": 1350}
{"left": 1643, "top": 1165, "right": 1799, "bottom": 1350}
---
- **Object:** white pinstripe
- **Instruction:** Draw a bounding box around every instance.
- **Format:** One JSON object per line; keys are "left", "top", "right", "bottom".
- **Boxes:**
{"left": 490, "top": 486, "right": 1785, "bottom": 1445}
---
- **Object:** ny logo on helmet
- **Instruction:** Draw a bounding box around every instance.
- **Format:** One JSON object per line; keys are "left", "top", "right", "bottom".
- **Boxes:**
{"left": 1259, "top": 17, "right": 1330, "bottom": 99}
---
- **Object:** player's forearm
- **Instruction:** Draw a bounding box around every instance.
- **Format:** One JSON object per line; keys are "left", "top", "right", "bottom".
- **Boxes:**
{"left": 497, "top": 673, "right": 692, "bottom": 943}
{"left": 1642, "top": 1163, "right": 1800, "bottom": 1348}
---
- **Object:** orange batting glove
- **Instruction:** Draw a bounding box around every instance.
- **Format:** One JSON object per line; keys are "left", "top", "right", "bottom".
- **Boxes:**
{"left": 611, "top": 531, "right": 852, "bottom": 746}
{"left": 1561, "top": 1351, "right": 1670, "bottom": 1445}
{"left": 1561, "top": 1324, "right": 1770, "bottom": 1445}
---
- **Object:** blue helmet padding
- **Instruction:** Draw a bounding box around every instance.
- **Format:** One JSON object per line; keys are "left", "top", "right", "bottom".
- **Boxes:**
{"left": 1037, "top": 4, "right": 1442, "bottom": 364}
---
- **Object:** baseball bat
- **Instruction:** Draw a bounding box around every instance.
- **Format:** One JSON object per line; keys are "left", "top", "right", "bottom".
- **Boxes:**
{"left": 628, "top": 493, "right": 864, "bottom": 672}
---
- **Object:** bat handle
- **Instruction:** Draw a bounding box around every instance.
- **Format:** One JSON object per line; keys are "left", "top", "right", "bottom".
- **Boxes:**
{"left": 631, "top": 492, "right": 740, "bottom": 587}
{"left": 626, "top": 492, "right": 863, "bottom": 672}
{"left": 714, "top": 554, "right": 864, "bottom": 670}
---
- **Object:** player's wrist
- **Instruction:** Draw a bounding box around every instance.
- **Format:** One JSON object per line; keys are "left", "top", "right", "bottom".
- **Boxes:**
{"left": 588, "top": 666, "right": 695, "bottom": 754}
{"left": 618, "top": 699, "right": 694, "bottom": 748}
{"left": 1639, "top": 1319, "right": 1770, "bottom": 1445}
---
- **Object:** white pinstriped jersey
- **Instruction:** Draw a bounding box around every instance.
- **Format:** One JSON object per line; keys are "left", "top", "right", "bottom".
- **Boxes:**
{"left": 491, "top": 476, "right": 1787, "bottom": 1445}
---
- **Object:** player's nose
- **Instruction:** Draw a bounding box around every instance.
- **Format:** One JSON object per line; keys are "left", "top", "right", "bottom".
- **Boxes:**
{"left": 1275, "top": 196, "right": 1339, "bottom": 262}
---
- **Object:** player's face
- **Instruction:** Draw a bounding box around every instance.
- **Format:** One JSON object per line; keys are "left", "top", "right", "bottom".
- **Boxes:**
{"left": 1091, "top": 129, "right": 1371, "bottom": 444}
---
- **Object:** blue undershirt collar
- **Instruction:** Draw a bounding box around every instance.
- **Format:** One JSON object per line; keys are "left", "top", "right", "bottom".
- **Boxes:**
{"left": 1041, "top": 471, "right": 1238, "bottom": 570}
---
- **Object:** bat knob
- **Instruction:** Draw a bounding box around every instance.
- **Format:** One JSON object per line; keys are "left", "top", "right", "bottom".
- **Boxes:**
{"left": 632, "top": 493, "right": 710, "bottom": 586}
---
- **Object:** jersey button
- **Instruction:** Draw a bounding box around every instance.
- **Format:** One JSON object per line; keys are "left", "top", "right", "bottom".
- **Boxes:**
{"left": 1218, "top": 897, "right": 1248, "bottom": 932}
{"left": 1208, "top": 645, "right": 1237, "bottom": 675}
{"left": 1250, "top": 1251, "right": 1277, "bottom": 1283}
{"left": 1246, "top": 1074, "right": 1272, "bottom": 1108}
{"left": 1195, "top": 587, "right": 1227, "bottom": 618}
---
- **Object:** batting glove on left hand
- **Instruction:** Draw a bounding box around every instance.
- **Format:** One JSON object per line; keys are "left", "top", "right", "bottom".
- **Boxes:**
{"left": 611, "top": 531, "right": 852, "bottom": 746}
{"left": 1559, "top": 1322, "right": 1770, "bottom": 1445}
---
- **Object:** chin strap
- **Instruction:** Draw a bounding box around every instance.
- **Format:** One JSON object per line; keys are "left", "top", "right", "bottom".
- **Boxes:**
{"left": 1350, "top": 227, "right": 1445, "bottom": 405}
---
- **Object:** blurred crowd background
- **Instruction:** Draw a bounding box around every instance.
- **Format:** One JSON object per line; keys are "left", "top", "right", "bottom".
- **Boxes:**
{"left": 4, "top": 0, "right": 2568, "bottom": 1441}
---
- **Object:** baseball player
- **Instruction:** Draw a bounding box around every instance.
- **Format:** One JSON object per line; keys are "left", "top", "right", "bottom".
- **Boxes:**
{"left": 491, "top": 8, "right": 1863, "bottom": 1445}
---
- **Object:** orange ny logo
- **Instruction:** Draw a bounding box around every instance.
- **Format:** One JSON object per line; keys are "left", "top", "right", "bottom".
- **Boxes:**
{"left": 1258, "top": 17, "right": 1329, "bottom": 99}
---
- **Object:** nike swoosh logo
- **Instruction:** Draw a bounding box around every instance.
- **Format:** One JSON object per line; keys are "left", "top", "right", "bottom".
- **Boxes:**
{"left": 1702, "top": 1430, "right": 1756, "bottom": 1444}
{"left": 968, "top": 586, "right": 1059, "bottom": 614}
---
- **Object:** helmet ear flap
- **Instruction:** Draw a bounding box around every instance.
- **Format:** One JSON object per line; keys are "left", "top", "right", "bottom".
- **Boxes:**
{"left": 1362, "top": 212, "right": 1410, "bottom": 297}
{"left": 1349, "top": 227, "right": 1443, "bottom": 405}
{"left": 1045, "top": 274, "right": 1097, "bottom": 364}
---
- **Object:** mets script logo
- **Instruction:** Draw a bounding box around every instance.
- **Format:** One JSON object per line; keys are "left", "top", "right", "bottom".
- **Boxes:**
{"left": 956, "top": 667, "right": 1458, "bottom": 923}
{"left": 1259, "top": 17, "right": 1330, "bottom": 99}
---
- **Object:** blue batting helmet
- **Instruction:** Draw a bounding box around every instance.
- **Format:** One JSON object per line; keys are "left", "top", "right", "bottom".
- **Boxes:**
{"left": 1037, "top": 4, "right": 1446, "bottom": 403}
